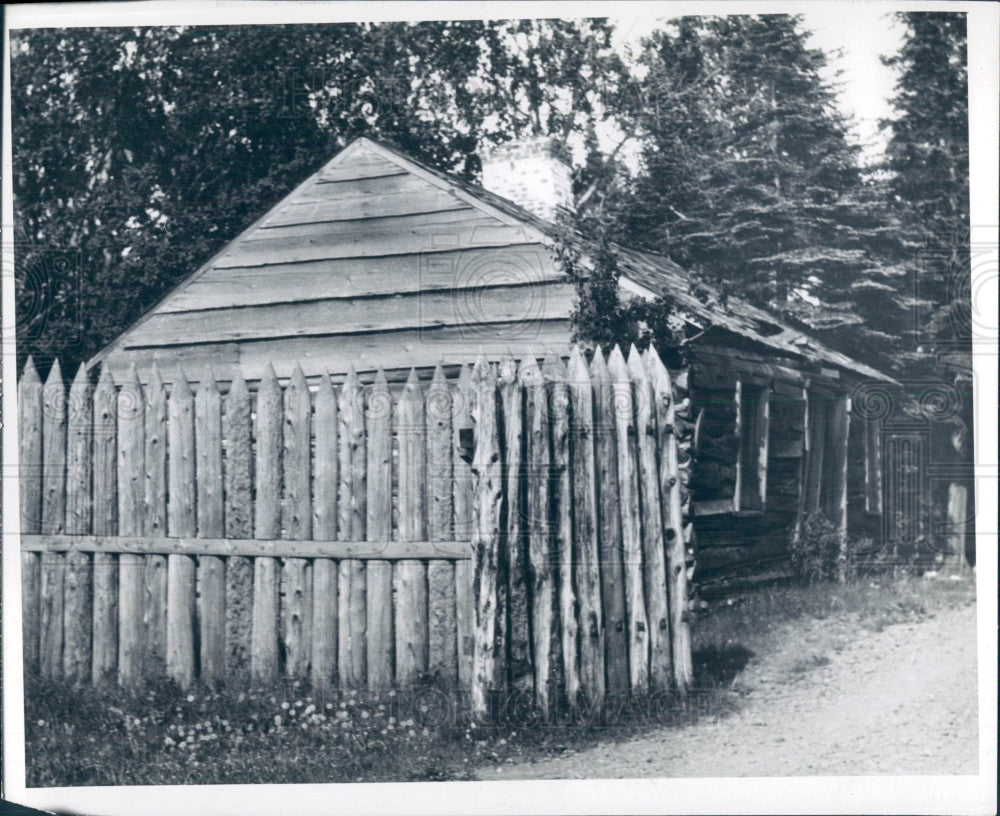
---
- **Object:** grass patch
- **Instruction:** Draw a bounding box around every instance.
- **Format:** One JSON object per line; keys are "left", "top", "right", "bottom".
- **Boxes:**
{"left": 23, "top": 676, "right": 739, "bottom": 786}
{"left": 691, "top": 570, "right": 975, "bottom": 658}
{"left": 24, "top": 572, "right": 975, "bottom": 786}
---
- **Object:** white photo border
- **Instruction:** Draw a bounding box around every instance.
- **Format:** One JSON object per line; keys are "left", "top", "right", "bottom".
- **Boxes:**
{"left": 2, "top": 2, "right": 996, "bottom": 813}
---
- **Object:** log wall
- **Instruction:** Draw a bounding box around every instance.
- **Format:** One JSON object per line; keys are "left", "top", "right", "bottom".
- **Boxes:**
{"left": 689, "top": 348, "right": 884, "bottom": 588}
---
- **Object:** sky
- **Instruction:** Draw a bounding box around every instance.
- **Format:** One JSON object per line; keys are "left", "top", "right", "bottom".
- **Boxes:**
{"left": 611, "top": 7, "right": 906, "bottom": 164}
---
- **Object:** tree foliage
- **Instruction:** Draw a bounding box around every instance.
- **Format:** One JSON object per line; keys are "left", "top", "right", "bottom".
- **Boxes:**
{"left": 573, "top": 15, "right": 908, "bottom": 375}
{"left": 11, "top": 21, "right": 626, "bottom": 369}
{"left": 12, "top": 15, "right": 972, "bottom": 401}
{"left": 880, "top": 11, "right": 973, "bottom": 499}
{"left": 881, "top": 12, "right": 970, "bottom": 377}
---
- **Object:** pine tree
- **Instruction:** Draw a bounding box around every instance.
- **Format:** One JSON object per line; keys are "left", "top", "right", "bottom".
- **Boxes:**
{"left": 881, "top": 12, "right": 970, "bottom": 375}
{"left": 601, "top": 15, "right": 902, "bottom": 371}
{"left": 880, "top": 12, "right": 973, "bottom": 562}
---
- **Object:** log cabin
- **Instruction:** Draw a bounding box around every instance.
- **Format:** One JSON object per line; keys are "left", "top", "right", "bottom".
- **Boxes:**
{"left": 89, "top": 135, "right": 899, "bottom": 587}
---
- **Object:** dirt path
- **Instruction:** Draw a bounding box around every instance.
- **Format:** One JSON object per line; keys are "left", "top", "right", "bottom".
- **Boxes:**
{"left": 479, "top": 603, "right": 979, "bottom": 779}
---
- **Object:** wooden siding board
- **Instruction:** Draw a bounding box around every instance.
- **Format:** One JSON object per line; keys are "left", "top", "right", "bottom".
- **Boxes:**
{"left": 124, "top": 284, "right": 575, "bottom": 348}
{"left": 249, "top": 206, "right": 478, "bottom": 241}
{"left": 103, "top": 320, "right": 574, "bottom": 385}
{"left": 262, "top": 189, "right": 470, "bottom": 228}
{"left": 214, "top": 214, "right": 527, "bottom": 269}
{"left": 313, "top": 153, "right": 407, "bottom": 183}
{"left": 289, "top": 170, "right": 453, "bottom": 204}
{"left": 157, "top": 245, "right": 557, "bottom": 313}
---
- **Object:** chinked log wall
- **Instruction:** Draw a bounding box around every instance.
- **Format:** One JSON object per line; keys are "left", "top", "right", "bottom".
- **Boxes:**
{"left": 18, "top": 344, "right": 694, "bottom": 719}
{"left": 689, "top": 345, "right": 877, "bottom": 587}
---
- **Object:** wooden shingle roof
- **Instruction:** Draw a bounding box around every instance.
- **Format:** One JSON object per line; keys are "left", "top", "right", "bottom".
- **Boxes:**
{"left": 381, "top": 139, "right": 897, "bottom": 385}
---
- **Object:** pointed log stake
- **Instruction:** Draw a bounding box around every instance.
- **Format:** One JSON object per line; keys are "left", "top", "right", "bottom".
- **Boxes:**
{"left": 143, "top": 365, "right": 168, "bottom": 677}
{"left": 470, "top": 354, "right": 503, "bottom": 721}
{"left": 590, "top": 348, "right": 629, "bottom": 697}
{"left": 282, "top": 365, "right": 312, "bottom": 679}
{"left": 196, "top": 367, "right": 226, "bottom": 684}
{"left": 65, "top": 365, "right": 93, "bottom": 534}
{"left": 427, "top": 363, "right": 457, "bottom": 684}
{"left": 224, "top": 368, "right": 254, "bottom": 680}
{"left": 19, "top": 358, "right": 43, "bottom": 676}
{"left": 670, "top": 364, "right": 697, "bottom": 653}
{"left": 453, "top": 363, "right": 474, "bottom": 690}
{"left": 628, "top": 346, "right": 671, "bottom": 689}
{"left": 311, "top": 372, "right": 339, "bottom": 689}
{"left": 647, "top": 346, "right": 693, "bottom": 692}
{"left": 19, "top": 357, "right": 44, "bottom": 533}
{"left": 569, "top": 346, "right": 605, "bottom": 707}
{"left": 607, "top": 346, "right": 648, "bottom": 694}
{"left": 167, "top": 371, "right": 196, "bottom": 688}
{"left": 500, "top": 353, "right": 531, "bottom": 694}
{"left": 144, "top": 365, "right": 168, "bottom": 540}
{"left": 366, "top": 368, "right": 393, "bottom": 690}
{"left": 63, "top": 365, "right": 93, "bottom": 683}
{"left": 116, "top": 363, "right": 144, "bottom": 686}
{"left": 396, "top": 369, "right": 429, "bottom": 687}
{"left": 545, "top": 351, "right": 577, "bottom": 707}
{"left": 521, "top": 354, "right": 555, "bottom": 713}
{"left": 91, "top": 366, "right": 118, "bottom": 682}
{"left": 42, "top": 359, "right": 67, "bottom": 535}
{"left": 39, "top": 360, "right": 67, "bottom": 680}
{"left": 338, "top": 366, "right": 366, "bottom": 687}
{"left": 252, "top": 364, "right": 282, "bottom": 682}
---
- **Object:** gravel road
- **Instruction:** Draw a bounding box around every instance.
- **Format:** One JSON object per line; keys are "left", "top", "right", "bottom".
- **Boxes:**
{"left": 479, "top": 602, "right": 979, "bottom": 779}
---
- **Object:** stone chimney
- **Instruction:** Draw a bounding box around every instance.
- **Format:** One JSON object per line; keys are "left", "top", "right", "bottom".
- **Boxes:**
{"left": 481, "top": 136, "right": 574, "bottom": 222}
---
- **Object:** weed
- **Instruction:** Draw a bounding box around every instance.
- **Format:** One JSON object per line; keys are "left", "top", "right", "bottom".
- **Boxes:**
{"left": 790, "top": 511, "right": 845, "bottom": 584}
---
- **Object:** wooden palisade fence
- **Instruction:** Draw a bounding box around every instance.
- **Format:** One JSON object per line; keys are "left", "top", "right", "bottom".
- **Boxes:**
{"left": 19, "top": 344, "right": 695, "bottom": 719}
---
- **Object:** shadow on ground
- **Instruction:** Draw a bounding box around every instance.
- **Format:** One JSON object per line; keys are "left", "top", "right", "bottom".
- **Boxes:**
{"left": 693, "top": 644, "right": 754, "bottom": 686}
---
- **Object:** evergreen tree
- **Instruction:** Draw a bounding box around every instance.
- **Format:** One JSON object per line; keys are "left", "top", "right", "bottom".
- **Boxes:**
{"left": 880, "top": 12, "right": 972, "bottom": 559}
{"left": 598, "top": 15, "right": 902, "bottom": 371}
{"left": 881, "top": 12, "right": 970, "bottom": 378}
